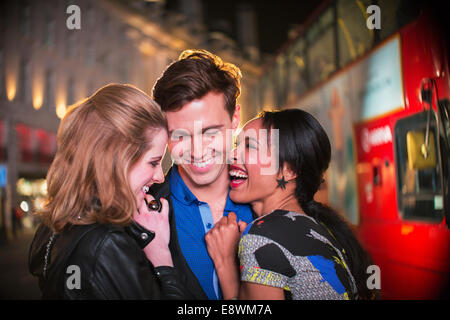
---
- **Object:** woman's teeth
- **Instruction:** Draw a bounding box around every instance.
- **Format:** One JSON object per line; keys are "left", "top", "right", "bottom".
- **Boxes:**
{"left": 229, "top": 170, "right": 248, "bottom": 179}
{"left": 142, "top": 185, "right": 150, "bottom": 193}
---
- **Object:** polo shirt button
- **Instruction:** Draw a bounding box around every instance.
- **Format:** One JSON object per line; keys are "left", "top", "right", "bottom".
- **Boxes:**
{"left": 140, "top": 232, "right": 148, "bottom": 240}
{"left": 206, "top": 223, "right": 212, "bottom": 229}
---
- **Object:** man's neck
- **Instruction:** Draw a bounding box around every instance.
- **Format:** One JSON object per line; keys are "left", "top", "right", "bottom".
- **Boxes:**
{"left": 178, "top": 166, "right": 230, "bottom": 204}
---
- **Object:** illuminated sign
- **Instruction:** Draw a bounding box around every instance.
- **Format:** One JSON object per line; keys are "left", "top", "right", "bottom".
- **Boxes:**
{"left": 0, "top": 164, "right": 6, "bottom": 187}
{"left": 359, "top": 36, "right": 404, "bottom": 120}
{"left": 361, "top": 125, "right": 393, "bottom": 153}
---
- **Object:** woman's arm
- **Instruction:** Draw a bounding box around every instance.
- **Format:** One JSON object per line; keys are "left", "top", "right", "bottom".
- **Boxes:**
{"left": 239, "top": 282, "right": 284, "bottom": 300}
{"left": 206, "top": 213, "right": 289, "bottom": 300}
{"left": 205, "top": 212, "right": 246, "bottom": 299}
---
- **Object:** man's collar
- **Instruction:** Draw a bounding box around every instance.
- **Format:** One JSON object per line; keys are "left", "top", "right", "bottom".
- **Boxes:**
{"left": 169, "top": 165, "right": 198, "bottom": 205}
{"left": 224, "top": 188, "right": 242, "bottom": 213}
{"left": 169, "top": 165, "right": 248, "bottom": 215}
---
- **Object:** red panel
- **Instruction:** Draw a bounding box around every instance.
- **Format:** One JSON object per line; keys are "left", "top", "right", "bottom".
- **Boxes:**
{"left": 355, "top": 10, "right": 449, "bottom": 299}
{"left": 16, "top": 123, "right": 33, "bottom": 163}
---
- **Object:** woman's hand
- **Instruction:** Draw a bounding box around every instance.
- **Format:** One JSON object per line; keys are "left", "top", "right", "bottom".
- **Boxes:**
{"left": 134, "top": 194, "right": 173, "bottom": 267}
{"left": 205, "top": 212, "right": 246, "bottom": 266}
{"left": 205, "top": 212, "right": 247, "bottom": 299}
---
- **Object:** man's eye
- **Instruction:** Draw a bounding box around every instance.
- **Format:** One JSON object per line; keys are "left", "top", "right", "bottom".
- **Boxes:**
{"left": 172, "top": 133, "right": 190, "bottom": 140}
{"left": 204, "top": 129, "right": 219, "bottom": 137}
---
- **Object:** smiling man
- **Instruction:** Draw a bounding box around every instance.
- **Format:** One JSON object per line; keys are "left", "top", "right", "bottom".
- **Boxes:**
{"left": 151, "top": 50, "right": 254, "bottom": 300}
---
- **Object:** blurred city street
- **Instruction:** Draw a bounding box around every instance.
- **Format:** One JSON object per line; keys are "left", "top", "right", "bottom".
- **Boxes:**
{"left": 0, "top": 226, "right": 40, "bottom": 299}
{"left": 0, "top": 0, "right": 448, "bottom": 300}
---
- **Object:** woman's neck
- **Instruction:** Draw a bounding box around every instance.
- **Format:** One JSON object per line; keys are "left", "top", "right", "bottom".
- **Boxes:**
{"left": 252, "top": 190, "right": 303, "bottom": 218}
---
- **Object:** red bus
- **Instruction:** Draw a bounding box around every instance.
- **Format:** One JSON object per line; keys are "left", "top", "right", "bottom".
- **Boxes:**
{"left": 254, "top": 1, "right": 449, "bottom": 299}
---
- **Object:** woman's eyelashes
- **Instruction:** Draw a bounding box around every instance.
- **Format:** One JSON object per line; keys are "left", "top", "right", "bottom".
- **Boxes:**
{"left": 235, "top": 137, "right": 258, "bottom": 151}
{"left": 150, "top": 161, "right": 159, "bottom": 168}
{"left": 245, "top": 137, "right": 258, "bottom": 150}
{"left": 149, "top": 157, "right": 162, "bottom": 168}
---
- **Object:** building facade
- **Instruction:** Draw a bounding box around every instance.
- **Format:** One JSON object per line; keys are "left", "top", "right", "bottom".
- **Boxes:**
{"left": 0, "top": 0, "right": 261, "bottom": 241}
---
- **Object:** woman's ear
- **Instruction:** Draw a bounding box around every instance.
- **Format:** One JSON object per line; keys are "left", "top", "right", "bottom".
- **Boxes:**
{"left": 231, "top": 105, "right": 241, "bottom": 131}
{"left": 281, "top": 163, "right": 297, "bottom": 181}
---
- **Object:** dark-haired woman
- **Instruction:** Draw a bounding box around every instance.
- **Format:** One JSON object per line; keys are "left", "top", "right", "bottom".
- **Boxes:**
{"left": 205, "top": 109, "right": 376, "bottom": 300}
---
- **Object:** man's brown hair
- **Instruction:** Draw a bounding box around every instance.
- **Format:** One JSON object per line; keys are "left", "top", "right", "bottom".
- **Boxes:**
{"left": 152, "top": 49, "right": 242, "bottom": 118}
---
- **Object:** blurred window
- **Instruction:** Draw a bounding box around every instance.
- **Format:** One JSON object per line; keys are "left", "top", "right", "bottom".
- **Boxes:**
{"left": 307, "top": 7, "right": 336, "bottom": 86}
{"left": 275, "top": 55, "right": 288, "bottom": 107}
{"left": 44, "top": 11, "right": 55, "bottom": 47}
{"left": 260, "top": 73, "right": 276, "bottom": 110}
{"left": 292, "top": 39, "right": 309, "bottom": 96}
{"left": 19, "top": 58, "right": 31, "bottom": 104}
{"left": 19, "top": 1, "right": 31, "bottom": 37}
{"left": 336, "top": 0, "right": 373, "bottom": 68}
{"left": 87, "top": 40, "right": 96, "bottom": 66}
{"left": 394, "top": 111, "right": 444, "bottom": 222}
{"left": 286, "top": 39, "right": 309, "bottom": 103}
{"left": 438, "top": 100, "right": 450, "bottom": 221}
{"left": 0, "top": 49, "right": 4, "bottom": 100}
{"left": 377, "top": 0, "right": 420, "bottom": 41}
{"left": 66, "top": 31, "right": 76, "bottom": 59}
{"left": 307, "top": 29, "right": 335, "bottom": 85}
{"left": 44, "top": 69, "right": 54, "bottom": 111}
{"left": 0, "top": 120, "right": 6, "bottom": 161}
{"left": 251, "top": 83, "right": 261, "bottom": 114}
{"left": 67, "top": 76, "right": 75, "bottom": 106}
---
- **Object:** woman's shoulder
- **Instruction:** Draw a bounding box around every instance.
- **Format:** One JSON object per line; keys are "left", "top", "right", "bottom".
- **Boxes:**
{"left": 244, "top": 210, "right": 317, "bottom": 237}
{"left": 241, "top": 210, "right": 330, "bottom": 257}
{"left": 68, "top": 224, "right": 142, "bottom": 265}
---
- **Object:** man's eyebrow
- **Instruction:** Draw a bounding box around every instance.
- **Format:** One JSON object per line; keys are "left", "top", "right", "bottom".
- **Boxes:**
{"left": 201, "top": 125, "right": 224, "bottom": 133}
{"left": 168, "top": 128, "right": 189, "bottom": 136}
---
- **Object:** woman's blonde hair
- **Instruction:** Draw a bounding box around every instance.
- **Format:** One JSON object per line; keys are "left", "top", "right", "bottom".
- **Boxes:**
{"left": 42, "top": 83, "right": 167, "bottom": 233}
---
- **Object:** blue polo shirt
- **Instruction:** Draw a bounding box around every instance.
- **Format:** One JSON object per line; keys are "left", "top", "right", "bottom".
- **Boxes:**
{"left": 169, "top": 166, "right": 254, "bottom": 300}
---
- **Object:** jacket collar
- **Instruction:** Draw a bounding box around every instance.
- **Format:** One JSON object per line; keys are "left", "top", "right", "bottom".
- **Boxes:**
{"left": 125, "top": 221, "right": 155, "bottom": 249}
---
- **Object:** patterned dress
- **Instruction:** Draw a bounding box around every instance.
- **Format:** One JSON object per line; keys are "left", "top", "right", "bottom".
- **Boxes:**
{"left": 239, "top": 210, "right": 358, "bottom": 300}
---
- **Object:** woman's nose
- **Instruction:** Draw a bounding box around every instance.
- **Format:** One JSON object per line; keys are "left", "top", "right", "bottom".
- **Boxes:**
{"left": 153, "top": 166, "right": 165, "bottom": 184}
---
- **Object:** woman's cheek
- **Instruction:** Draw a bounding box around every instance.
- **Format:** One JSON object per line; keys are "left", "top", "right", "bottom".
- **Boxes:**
{"left": 246, "top": 149, "right": 259, "bottom": 166}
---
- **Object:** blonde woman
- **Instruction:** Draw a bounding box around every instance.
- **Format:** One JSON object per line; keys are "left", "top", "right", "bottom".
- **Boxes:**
{"left": 29, "top": 84, "right": 190, "bottom": 299}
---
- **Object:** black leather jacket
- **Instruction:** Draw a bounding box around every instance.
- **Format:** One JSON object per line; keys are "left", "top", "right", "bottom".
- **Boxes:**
{"left": 28, "top": 221, "right": 192, "bottom": 299}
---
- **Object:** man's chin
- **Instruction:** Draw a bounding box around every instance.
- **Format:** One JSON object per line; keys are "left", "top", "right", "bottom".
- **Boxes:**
{"left": 179, "top": 163, "right": 225, "bottom": 187}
